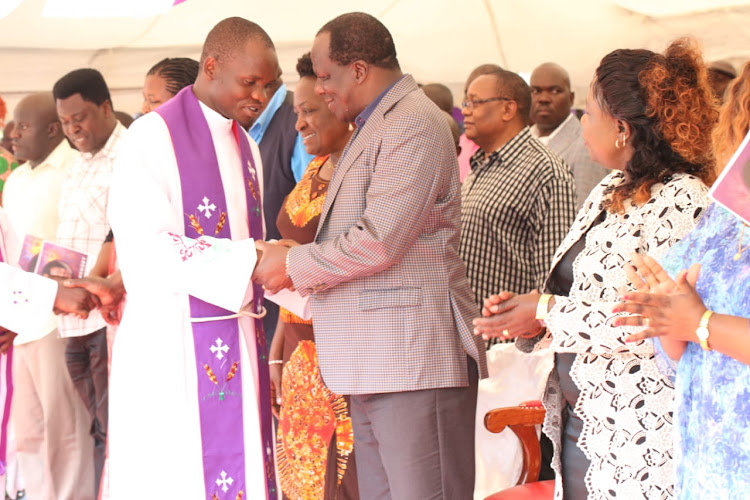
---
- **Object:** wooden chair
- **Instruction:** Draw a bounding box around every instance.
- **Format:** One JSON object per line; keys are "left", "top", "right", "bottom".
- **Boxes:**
{"left": 483, "top": 401, "right": 555, "bottom": 500}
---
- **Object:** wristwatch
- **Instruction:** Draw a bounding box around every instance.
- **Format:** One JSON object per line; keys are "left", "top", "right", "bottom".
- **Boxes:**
{"left": 696, "top": 309, "right": 714, "bottom": 351}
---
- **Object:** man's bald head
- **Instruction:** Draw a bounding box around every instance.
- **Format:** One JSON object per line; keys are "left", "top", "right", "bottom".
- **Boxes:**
{"left": 200, "top": 17, "right": 275, "bottom": 65}
{"left": 531, "top": 63, "right": 571, "bottom": 89}
{"left": 423, "top": 83, "right": 454, "bottom": 113}
{"left": 18, "top": 93, "right": 58, "bottom": 124}
{"left": 12, "top": 92, "right": 64, "bottom": 167}
{"left": 529, "top": 62, "right": 574, "bottom": 136}
{"left": 464, "top": 63, "right": 503, "bottom": 96}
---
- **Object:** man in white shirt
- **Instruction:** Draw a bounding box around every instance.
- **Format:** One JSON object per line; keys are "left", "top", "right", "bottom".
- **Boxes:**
{"left": 4, "top": 92, "right": 96, "bottom": 500}
{"left": 107, "top": 18, "right": 276, "bottom": 499}
{"left": 53, "top": 69, "right": 126, "bottom": 496}
{"left": 530, "top": 63, "right": 609, "bottom": 208}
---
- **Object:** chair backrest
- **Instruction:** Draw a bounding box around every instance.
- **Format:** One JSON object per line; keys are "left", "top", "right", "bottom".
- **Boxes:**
{"left": 484, "top": 402, "right": 546, "bottom": 485}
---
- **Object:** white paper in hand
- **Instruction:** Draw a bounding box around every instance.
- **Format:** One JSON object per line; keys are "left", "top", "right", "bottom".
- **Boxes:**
{"left": 264, "top": 288, "right": 311, "bottom": 320}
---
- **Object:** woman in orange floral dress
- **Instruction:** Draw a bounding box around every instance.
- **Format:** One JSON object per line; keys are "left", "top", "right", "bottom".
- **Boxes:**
{"left": 269, "top": 53, "right": 357, "bottom": 500}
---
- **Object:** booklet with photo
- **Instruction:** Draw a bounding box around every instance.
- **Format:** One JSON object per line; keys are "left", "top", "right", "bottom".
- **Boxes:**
{"left": 34, "top": 241, "right": 88, "bottom": 279}
{"left": 710, "top": 129, "right": 750, "bottom": 225}
{"left": 18, "top": 234, "right": 43, "bottom": 272}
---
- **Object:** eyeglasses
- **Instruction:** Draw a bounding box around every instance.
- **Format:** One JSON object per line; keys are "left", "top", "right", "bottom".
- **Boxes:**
{"left": 462, "top": 96, "right": 512, "bottom": 111}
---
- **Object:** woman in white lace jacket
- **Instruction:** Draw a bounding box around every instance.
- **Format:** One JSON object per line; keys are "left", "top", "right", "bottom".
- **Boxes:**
{"left": 473, "top": 39, "right": 718, "bottom": 499}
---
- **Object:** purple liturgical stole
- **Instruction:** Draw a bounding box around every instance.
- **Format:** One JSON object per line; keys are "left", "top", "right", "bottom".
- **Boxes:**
{"left": 0, "top": 242, "right": 12, "bottom": 476}
{"left": 156, "top": 86, "right": 275, "bottom": 500}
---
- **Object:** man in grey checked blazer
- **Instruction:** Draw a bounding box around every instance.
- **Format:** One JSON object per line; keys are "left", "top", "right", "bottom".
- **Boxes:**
{"left": 253, "top": 12, "right": 488, "bottom": 500}
{"left": 530, "top": 63, "right": 609, "bottom": 208}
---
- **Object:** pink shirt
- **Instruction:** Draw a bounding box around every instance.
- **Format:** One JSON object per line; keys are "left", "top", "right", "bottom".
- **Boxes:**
{"left": 458, "top": 134, "right": 480, "bottom": 182}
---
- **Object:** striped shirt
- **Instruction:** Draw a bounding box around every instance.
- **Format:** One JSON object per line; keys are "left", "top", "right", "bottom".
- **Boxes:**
{"left": 57, "top": 121, "right": 126, "bottom": 337}
{"left": 459, "top": 127, "right": 576, "bottom": 320}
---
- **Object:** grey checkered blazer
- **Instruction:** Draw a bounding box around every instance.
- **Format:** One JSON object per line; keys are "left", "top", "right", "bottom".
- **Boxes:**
{"left": 287, "top": 75, "right": 489, "bottom": 395}
{"left": 547, "top": 116, "right": 609, "bottom": 209}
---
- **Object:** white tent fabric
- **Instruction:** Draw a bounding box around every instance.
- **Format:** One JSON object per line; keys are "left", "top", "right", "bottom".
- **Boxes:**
{"left": 1, "top": 0, "right": 750, "bottom": 116}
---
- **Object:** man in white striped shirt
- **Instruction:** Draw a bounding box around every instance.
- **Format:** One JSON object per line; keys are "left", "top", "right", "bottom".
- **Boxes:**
{"left": 459, "top": 69, "right": 576, "bottom": 346}
{"left": 54, "top": 68, "right": 126, "bottom": 496}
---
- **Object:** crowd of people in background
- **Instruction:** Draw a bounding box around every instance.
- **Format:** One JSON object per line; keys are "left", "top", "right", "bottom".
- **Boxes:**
{"left": 0, "top": 10, "right": 748, "bottom": 500}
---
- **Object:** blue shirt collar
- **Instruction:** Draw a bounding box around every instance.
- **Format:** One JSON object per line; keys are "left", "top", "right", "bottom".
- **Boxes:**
{"left": 248, "top": 82, "right": 287, "bottom": 143}
{"left": 353, "top": 75, "right": 405, "bottom": 130}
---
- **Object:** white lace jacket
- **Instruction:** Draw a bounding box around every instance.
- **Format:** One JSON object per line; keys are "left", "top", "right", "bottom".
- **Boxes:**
{"left": 517, "top": 171, "right": 710, "bottom": 499}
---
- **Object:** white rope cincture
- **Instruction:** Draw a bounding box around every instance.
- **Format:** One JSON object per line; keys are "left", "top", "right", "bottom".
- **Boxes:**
{"left": 190, "top": 305, "right": 267, "bottom": 323}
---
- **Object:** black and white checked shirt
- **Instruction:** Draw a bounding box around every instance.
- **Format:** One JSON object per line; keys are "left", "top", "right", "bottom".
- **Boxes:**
{"left": 459, "top": 127, "right": 577, "bottom": 314}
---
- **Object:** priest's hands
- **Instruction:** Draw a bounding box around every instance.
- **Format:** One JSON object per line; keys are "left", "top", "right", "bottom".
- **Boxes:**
{"left": 253, "top": 240, "right": 295, "bottom": 294}
{"left": 63, "top": 271, "right": 126, "bottom": 325}
{"left": 53, "top": 281, "right": 98, "bottom": 319}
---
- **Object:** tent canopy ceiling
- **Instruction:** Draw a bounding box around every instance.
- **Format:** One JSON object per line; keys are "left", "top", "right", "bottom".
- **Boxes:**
{"left": 1, "top": 0, "right": 749, "bottom": 115}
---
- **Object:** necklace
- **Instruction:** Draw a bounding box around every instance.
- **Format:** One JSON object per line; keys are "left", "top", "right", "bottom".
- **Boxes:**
{"left": 735, "top": 224, "right": 750, "bottom": 261}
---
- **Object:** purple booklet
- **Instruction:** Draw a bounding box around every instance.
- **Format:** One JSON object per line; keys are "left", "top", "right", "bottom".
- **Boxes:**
{"left": 18, "top": 235, "right": 43, "bottom": 272}
{"left": 710, "top": 129, "right": 750, "bottom": 225}
{"left": 34, "top": 241, "right": 88, "bottom": 279}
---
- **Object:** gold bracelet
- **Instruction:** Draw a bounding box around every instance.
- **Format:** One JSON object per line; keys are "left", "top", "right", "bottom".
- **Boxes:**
{"left": 535, "top": 294, "right": 553, "bottom": 321}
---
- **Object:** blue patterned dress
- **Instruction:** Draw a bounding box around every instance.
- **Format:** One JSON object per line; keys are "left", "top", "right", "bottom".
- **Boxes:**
{"left": 659, "top": 203, "right": 750, "bottom": 499}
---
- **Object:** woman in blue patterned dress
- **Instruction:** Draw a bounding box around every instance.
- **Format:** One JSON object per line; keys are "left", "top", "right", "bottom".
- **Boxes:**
{"left": 616, "top": 62, "right": 750, "bottom": 499}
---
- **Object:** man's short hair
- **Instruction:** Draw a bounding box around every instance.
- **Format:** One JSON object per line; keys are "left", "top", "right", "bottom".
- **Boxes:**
{"left": 465, "top": 63, "right": 504, "bottom": 94}
{"left": 52, "top": 68, "right": 112, "bottom": 106}
{"left": 318, "top": 12, "right": 399, "bottom": 70}
{"left": 484, "top": 69, "right": 531, "bottom": 122}
{"left": 201, "top": 17, "right": 275, "bottom": 64}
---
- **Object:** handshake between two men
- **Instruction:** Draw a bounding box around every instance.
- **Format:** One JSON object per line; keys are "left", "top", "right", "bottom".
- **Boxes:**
{"left": 0, "top": 273, "right": 125, "bottom": 354}
{"left": 252, "top": 239, "right": 300, "bottom": 294}
{"left": 52, "top": 273, "right": 126, "bottom": 325}
{"left": 1, "top": 237, "right": 301, "bottom": 354}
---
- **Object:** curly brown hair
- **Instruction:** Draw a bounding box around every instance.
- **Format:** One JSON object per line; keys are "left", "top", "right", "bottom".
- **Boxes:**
{"left": 592, "top": 38, "right": 718, "bottom": 213}
{"left": 712, "top": 61, "right": 750, "bottom": 170}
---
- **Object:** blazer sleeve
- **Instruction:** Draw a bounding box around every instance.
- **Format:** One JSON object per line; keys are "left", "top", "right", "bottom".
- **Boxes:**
{"left": 288, "top": 111, "right": 451, "bottom": 294}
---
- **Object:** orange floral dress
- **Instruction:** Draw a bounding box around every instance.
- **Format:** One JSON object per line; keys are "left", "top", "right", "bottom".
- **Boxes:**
{"left": 275, "top": 155, "right": 358, "bottom": 500}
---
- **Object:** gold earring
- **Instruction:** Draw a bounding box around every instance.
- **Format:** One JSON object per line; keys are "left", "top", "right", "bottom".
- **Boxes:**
{"left": 348, "top": 122, "right": 354, "bottom": 132}
{"left": 615, "top": 136, "right": 626, "bottom": 149}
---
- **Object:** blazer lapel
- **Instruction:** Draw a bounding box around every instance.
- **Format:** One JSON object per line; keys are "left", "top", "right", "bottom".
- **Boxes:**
{"left": 315, "top": 127, "right": 369, "bottom": 236}
{"left": 548, "top": 116, "right": 579, "bottom": 156}
{"left": 315, "top": 75, "right": 418, "bottom": 238}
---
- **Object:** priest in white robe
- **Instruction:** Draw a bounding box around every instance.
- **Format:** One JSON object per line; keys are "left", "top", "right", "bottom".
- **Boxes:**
{"left": 106, "top": 17, "right": 282, "bottom": 500}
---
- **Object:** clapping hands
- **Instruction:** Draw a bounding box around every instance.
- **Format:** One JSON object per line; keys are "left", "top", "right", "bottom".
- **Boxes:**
{"left": 614, "top": 253, "right": 705, "bottom": 343}
{"left": 472, "top": 290, "right": 545, "bottom": 341}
